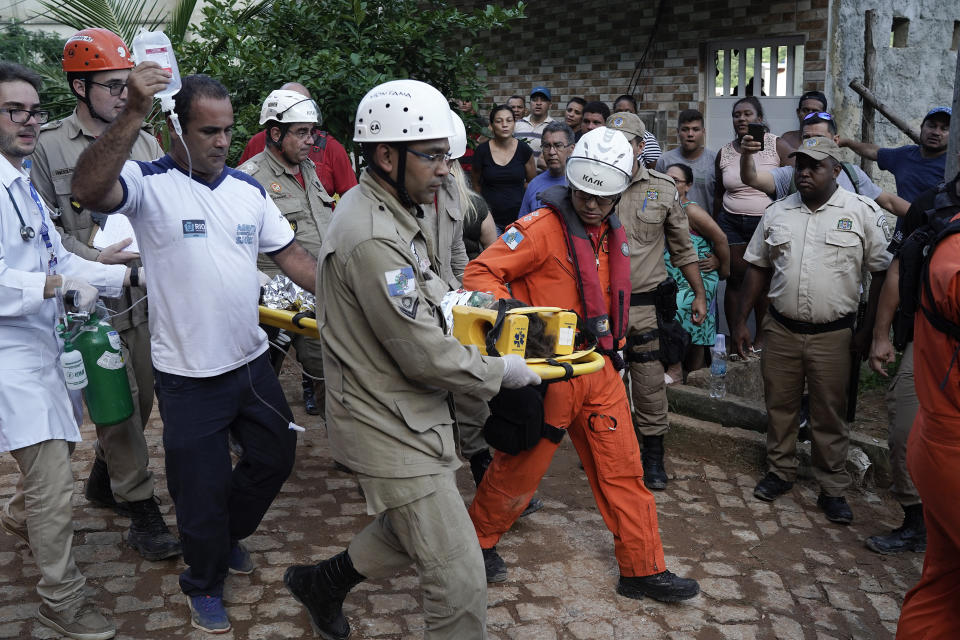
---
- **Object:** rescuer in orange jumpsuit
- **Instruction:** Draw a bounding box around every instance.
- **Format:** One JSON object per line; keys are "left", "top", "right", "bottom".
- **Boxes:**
{"left": 896, "top": 211, "right": 960, "bottom": 640}
{"left": 463, "top": 127, "right": 700, "bottom": 602}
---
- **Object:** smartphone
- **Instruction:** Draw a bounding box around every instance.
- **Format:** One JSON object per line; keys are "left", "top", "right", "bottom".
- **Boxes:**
{"left": 747, "top": 123, "right": 765, "bottom": 150}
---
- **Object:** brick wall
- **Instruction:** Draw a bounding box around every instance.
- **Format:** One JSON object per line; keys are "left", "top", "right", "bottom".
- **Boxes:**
{"left": 452, "top": 0, "right": 828, "bottom": 144}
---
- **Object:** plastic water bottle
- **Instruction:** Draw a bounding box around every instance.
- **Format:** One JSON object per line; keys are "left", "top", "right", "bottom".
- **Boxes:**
{"left": 131, "top": 29, "right": 182, "bottom": 115}
{"left": 60, "top": 343, "right": 88, "bottom": 390}
{"left": 709, "top": 334, "right": 727, "bottom": 399}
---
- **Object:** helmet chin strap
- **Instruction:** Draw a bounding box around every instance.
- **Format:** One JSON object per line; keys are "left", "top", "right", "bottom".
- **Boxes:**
{"left": 368, "top": 143, "right": 424, "bottom": 217}
{"left": 74, "top": 79, "right": 112, "bottom": 124}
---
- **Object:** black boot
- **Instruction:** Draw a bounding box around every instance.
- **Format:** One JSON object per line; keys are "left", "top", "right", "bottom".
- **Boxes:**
{"left": 284, "top": 550, "right": 365, "bottom": 640}
{"left": 125, "top": 498, "right": 182, "bottom": 561}
{"left": 85, "top": 457, "right": 129, "bottom": 516}
{"left": 641, "top": 435, "right": 668, "bottom": 490}
{"left": 303, "top": 376, "right": 321, "bottom": 416}
{"left": 865, "top": 503, "right": 926, "bottom": 554}
{"left": 469, "top": 449, "right": 493, "bottom": 487}
{"left": 617, "top": 570, "right": 700, "bottom": 602}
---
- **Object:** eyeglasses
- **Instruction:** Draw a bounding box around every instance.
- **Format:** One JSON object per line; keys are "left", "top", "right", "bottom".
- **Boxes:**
{"left": 571, "top": 188, "right": 617, "bottom": 207}
{"left": 407, "top": 148, "right": 453, "bottom": 167}
{"left": 541, "top": 142, "right": 571, "bottom": 152}
{"left": 287, "top": 127, "right": 315, "bottom": 140}
{"left": 803, "top": 111, "right": 833, "bottom": 121}
{"left": 87, "top": 80, "right": 128, "bottom": 97}
{"left": 0, "top": 108, "right": 49, "bottom": 124}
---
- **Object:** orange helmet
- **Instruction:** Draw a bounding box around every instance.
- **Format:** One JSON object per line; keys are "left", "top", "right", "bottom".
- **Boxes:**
{"left": 62, "top": 28, "right": 133, "bottom": 73}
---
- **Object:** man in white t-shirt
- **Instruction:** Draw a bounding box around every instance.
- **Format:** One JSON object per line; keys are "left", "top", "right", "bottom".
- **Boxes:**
{"left": 71, "top": 69, "right": 319, "bottom": 634}
{"left": 514, "top": 86, "right": 555, "bottom": 170}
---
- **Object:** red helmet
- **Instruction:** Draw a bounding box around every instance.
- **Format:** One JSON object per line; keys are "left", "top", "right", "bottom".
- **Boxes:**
{"left": 62, "top": 28, "right": 133, "bottom": 73}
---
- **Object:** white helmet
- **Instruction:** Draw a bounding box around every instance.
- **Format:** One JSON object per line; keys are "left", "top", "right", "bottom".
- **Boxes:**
{"left": 565, "top": 127, "right": 634, "bottom": 197}
{"left": 259, "top": 90, "right": 320, "bottom": 126}
{"left": 354, "top": 79, "right": 454, "bottom": 143}
{"left": 449, "top": 113, "right": 467, "bottom": 159}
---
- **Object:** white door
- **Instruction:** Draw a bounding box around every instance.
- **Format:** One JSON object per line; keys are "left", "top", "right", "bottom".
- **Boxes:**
{"left": 705, "top": 37, "right": 807, "bottom": 151}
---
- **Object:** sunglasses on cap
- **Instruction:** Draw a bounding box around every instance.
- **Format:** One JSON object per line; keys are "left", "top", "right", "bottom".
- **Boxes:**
{"left": 803, "top": 112, "right": 833, "bottom": 121}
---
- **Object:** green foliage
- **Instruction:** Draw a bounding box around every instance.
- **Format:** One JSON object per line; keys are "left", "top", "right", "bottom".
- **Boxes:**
{"left": 0, "top": 22, "right": 64, "bottom": 66}
{"left": 179, "top": 0, "right": 525, "bottom": 164}
{"left": 0, "top": 23, "right": 70, "bottom": 114}
{"left": 37, "top": 0, "right": 169, "bottom": 47}
{"left": 11, "top": 0, "right": 523, "bottom": 162}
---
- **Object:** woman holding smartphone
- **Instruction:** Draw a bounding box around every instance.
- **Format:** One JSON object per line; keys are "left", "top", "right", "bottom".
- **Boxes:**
{"left": 713, "top": 96, "right": 792, "bottom": 347}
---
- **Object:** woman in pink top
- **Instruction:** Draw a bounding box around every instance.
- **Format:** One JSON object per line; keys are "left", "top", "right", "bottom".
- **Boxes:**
{"left": 713, "top": 96, "right": 792, "bottom": 345}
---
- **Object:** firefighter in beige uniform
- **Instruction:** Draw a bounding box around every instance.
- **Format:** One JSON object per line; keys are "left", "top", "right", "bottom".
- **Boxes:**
{"left": 282, "top": 79, "right": 540, "bottom": 640}
{"left": 733, "top": 137, "right": 891, "bottom": 525}
{"left": 607, "top": 112, "right": 706, "bottom": 490}
{"left": 30, "top": 28, "right": 180, "bottom": 561}
{"left": 239, "top": 90, "right": 333, "bottom": 411}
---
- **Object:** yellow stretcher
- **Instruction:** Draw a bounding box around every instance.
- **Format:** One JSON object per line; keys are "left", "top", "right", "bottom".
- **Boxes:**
{"left": 258, "top": 306, "right": 318, "bottom": 337}
{"left": 451, "top": 306, "right": 605, "bottom": 380}
{"left": 258, "top": 305, "right": 606, "bottom": 380}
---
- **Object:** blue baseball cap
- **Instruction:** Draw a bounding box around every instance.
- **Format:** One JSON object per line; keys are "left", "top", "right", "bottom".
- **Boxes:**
{"left": 530, "top": 86, "right": 552, "bottom": 101}
{"left": 922, "top": 106, "right": 951, "bottom": 124}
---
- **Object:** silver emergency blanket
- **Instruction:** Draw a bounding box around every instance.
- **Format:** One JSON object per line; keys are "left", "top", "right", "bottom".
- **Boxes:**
{"left": 261, "top": 275, "right": 316, "bottom": 314}
{"left": 440, "top": 289, "right": 495, "bottom": 335}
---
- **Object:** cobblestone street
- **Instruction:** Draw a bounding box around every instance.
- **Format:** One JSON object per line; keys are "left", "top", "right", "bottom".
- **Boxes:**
{"left": 0, "top": 373, "right": 922, "bottom": 639}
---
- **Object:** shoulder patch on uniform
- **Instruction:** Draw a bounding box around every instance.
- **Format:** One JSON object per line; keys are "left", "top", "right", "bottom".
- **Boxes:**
{"left": 875, "top": 212, "right": 892, "bottom": 241}
{"left": 385, "top": 266, "right": 416, "bottom": 297}
{"left": 40, "top": 120, "right": 64, "bottom": 132}
{"left": 238, "top": 161, "right": 258, "bottom": 175}
{"left": 502, "top": 228, "right": 524, "bottom": 250}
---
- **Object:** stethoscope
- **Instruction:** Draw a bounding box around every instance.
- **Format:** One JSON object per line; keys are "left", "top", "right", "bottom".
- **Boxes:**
{"left": 4, "top": 185, "right": 36, "bottom": 241}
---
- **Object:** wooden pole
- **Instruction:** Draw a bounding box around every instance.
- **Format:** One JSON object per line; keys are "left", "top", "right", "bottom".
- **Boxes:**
{"left": 849, "top": 79, "right": 921, "bottom": 144}
{"left": 947, "top": 52, "right": 960, "bottom": 180}
{"left": 860, "top": 11, "right": 877, "bottom": 175}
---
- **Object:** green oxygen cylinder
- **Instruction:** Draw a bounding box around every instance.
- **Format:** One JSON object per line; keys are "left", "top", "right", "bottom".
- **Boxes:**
{"left": 72, "top": 313, "right": 134, "bottom": 426}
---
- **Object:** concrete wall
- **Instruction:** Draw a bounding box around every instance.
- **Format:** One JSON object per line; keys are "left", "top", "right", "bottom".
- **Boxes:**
{"left": 450, "top": 0, "right": 830, "bottom": 143}
{"left": 829, "top": 1, "right": 959, "bottom": 189}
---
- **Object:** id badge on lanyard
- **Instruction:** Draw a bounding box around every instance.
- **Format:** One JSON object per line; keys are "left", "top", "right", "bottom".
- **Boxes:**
{"left": 27, "top": 179, "right": 57, "bottom": 275}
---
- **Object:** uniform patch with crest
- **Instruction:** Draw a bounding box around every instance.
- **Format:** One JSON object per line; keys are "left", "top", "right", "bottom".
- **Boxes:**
{"left": 645, "top": 190, "right": 659, "bottom": 201}
{"left": 270, "top": 182, "right": 282, "bottom": 193}
{"left": 837, "top": 218, "right": 853, "bottom": 231}
{"left": 385, "top": 267, "right": 416, "bottom": 297}
{"left": 621, "top": 242, "right": 629, "bottom": 256}
{"left": 70, "top": 198, "right": 83, "bottom": 214}
{"left": 503, "top": 229, "right": 524, "bottom": 250}
{"left": 397, "top": 295, "right": 419, "bottom": 319}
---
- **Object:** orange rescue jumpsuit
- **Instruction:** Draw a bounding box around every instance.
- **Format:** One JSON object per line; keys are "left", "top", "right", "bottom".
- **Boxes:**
{"left": 463, "top": 206, "right": 667, "bottom": 577}
{"left": 896, "top": 226, "right": 960, "bottom": 639}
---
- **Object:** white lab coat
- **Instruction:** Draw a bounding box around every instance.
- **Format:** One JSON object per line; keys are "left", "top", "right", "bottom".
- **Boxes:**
{"left": 0, "top": 155, "right": 125, "bottom": 452}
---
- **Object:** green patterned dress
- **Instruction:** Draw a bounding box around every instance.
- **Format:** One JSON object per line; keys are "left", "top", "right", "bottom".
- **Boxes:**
{"left": 664, "top": 201, "right": 718, "bottom": 347}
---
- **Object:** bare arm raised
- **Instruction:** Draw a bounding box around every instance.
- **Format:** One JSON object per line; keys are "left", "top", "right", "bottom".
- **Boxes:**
{"left": 838, "top": 138, "right": 880, "bottom": 162}
{"left": 739, "top": 135, "right": 776, "bottom": 198}
{"left": 72, "top": 63, "right": 171, "bottom": 212}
